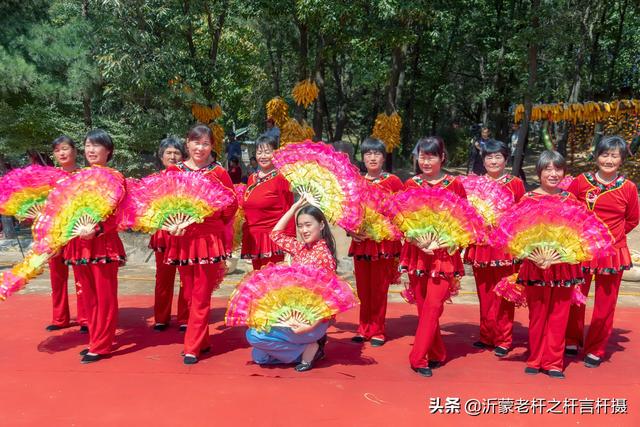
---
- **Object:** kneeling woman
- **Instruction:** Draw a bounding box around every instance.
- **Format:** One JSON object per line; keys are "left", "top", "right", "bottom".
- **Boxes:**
{"left": 246, "top": 196, "right": 337, "bottom": 371}
{"left": 518, "top": 151, "right": 584, "bottom": 379}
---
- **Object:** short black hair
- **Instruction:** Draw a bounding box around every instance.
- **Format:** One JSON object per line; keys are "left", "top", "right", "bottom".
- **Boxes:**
{"left": 158, "top": 137, "right": 187, "bottom": 161}
{"left": 85, "top": 129, "right": 114, "bottom": 162}
{"left": 535, "top": 150, "right": 566, "bottom": 177}
{"left": 360, "top": 137, "right": 386, "bottom": 155}
{"left": 51, "top": 135, "right": 76, "bottom": 150}
{"left": 481, "top": 139, "right": 509, "bottom": 160}
{"left": 186, "top": 124, "right": 213, "bottom": 143}
{"left": 229, "top": 155, "right": 239, "bottom": 164}
{"left": 256, "top": 135, "right": 278, "bottom": 151}
{"left": 594, "top": 135, "right": 629, "bottom": 162}
{"left": 416, "top": 136, "right": 447, "bottom": 165}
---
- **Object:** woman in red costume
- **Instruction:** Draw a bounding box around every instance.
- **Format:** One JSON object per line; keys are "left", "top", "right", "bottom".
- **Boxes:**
{"left": 240, "top": 135, "right": 295, "bottom": 271}
{"left": 400, "top": 136, "right": 467, "bottom": 378}
{"left": 64, "top": 129, "right": 126, "bottom": 364}
{"left": 464, "top": 140, "right": 525, "bottom": 357}
{"left": 349, "top": 137, "right": 403, "bottom": 347}
{"left": 151, "top": 137, "right": 189, "bottom": 331}
{"left": 163, "top": 124, "right": 237, "bottom": 365}
{"left": 519, "top": 151, "right": 583, "bottom": 379}
{"left": 564, "top": 136, "right": 639, "bottom": 368}
{"left": 45, "top": 135, "right": 88, "bottom": 333}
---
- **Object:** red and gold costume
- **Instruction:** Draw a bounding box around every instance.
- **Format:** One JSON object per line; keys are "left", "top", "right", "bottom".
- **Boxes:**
{"left": 149, "top": 230, "right": 188, "bottom": 327}
{"left": 63, "top": 190, "right": 126, "bottom": 355}
{"left": 241, "top": 170, "right": 295, "bottom": 270}
{"left": 270, "top": 230, "right": 336, "bottom": 273}
{"left": 566, "top": 173, "right": 639, "bottom": 358}
{"left": 518, "top": 191, "right": 584, "bottom": 372}
{"left": 348, "top": 172, "right": 403, "bottom": 340}
{"left": 464, "top": 174, "right": 525, "bottom": 349}
{"left": 163, "top": 162, "right": 237, "bottom": 356}
{"left": 399, "top": 174, "right": 466, "bottom": 369}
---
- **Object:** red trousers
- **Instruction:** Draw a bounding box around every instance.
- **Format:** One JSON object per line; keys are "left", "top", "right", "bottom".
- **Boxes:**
{"left": 473, "top": 266, "right": 515, "bottom": 348}
{"left": 566, "top": 273, "right": 623, "bottom": 358}
{"left": 49, "top": 254, "right": 87, "bottom": 327}
{"left": 73, "top": 263, "right": 119, "bottom": 355}
{"left": 178, "top": 263, "right": 225, "bottom": 356}
{"left": 153, "top": 252, "right": 188, "bottom": 326}
{"left": 251, "top": 254, "right": 285, "bottom": 271}
{"left": 354, "top": 258, "right": 394, "bottom": 339}
{"left": 526, "top": 286, "right": 572, "bottom": 371}
{"left": 408, "top": 274, "right": 450, "bottom": 368}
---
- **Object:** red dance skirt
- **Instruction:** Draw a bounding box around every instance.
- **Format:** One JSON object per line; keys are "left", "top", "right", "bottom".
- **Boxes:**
{"left": 348, "top": 239, "right": 402, "bottom": 261}
{"left": 164, "top": 224, "right": 229, "bottom": 265}
{"left": 517, "top": 260, "right": 584, "bottom": 287}
{"left": 464, "top": 244, "right": 518, "bottom": 268}
{"left": 148, "top": 230, "right": 169, "bottom": 252}
{"left": 63, "top": 232, "right": 126, "bottom": 266}
{"left": 582, "top": 246, "right": 633, "bottom": 275}
{"left": 241, "top": 227, "right": 288, "bottom": 259}
{"left": 399, "top": 243, "right": 464, "bottom": 278}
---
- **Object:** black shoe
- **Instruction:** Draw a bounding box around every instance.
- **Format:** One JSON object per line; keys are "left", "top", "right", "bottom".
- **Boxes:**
{"left": 183, "top": 355, "right": 198, "bottom": 365}
{"left": 80, "top": 353, "right": 102, "bottom": 364}
{"left": 428, "top": 360, "right": 443, "bottom": 369}
{"left": 494, "top": 346, "right": 509, "bottom": 357}
{"left": 545, "top": 369, "right": 565, "bottom": 379}
{"left": 153, "top": 323, "right": 167, "bottom": 331}
{"left": 45, "top": 324, "right": 64, "bottom": 331}
{"left": 412, "top": 367, "right": 433, "bottom": 377}
{"left": 370, "top": 338, "right": 385, "bottom": 347}
{"left": 564, "top": 347, "right": 579, "bottom": 356}
{"left": 79, "top": 348, "right": 89, "bottom": 356}
{"left": 351, "top": 335, "right": 365, "bottom": 343}
{"left": 295, "top": 345, "right": 324, "bottom": 372}
{"left": 473, "top": 341, "right": 490, "bottom": 349}
{"left": 179, "top": 325, "right": 187, "bottom": 333}
{"left": 584, "top": 354, "right": 601, "bottom": 368}
{"left": 79, "top": 325, "right": 89, "bottom": 334}
{"left": 524, "top": 367, "right": 540, "bottom": 375}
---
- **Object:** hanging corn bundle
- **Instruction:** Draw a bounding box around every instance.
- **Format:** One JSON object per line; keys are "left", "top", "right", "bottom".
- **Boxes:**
{"left": 280, "top": 118, "right": 315, "bottom": 147}
{"left": 208, "top": 123, "right": 225, "bottom": 155}
{"left": 266, "top": 97, "right": 289, "bottom": 128}
{"left": 191, "top": 103, "right": 222, "bottom": 123}
{"left": 514, "top": 99, "right": 640, "bottom": 124}
{"left": 292, "top": 79, "right": 320, "bottom": 108}
{"left": 372, "top": 112, "right": 402, "bottom": 153}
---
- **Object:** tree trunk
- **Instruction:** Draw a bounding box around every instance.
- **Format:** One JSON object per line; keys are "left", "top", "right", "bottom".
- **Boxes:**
{"left": 294, "top": 19, "right": 309, "bottom": 121}
{"left": 606, "top": 0, "right": 629, "bottom": 97}
{"left": 512, "top": 0, "right": 540, "bottom": 184}
{"left": 312, "top": 36, "right": 325, "bottom": 140}
{"left": 402, "top": 31, "right": 422, "bottom": 155}
{"left": 203, "top": 1, "right": 228, "bottom": 103}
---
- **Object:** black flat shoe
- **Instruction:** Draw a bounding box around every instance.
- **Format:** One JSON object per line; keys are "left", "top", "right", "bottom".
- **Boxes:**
{"left": 370, "top": 338, "right": 385, "bottom": 347}
{"left": 412, "top": 367, "right": 433, "bottom": 377}
{"left": 295, "top": 345, "right": 324, "bottom": 372}
{"left": 153, "top": 323, "right": 167, "bottom": 331}
{"left": 428, "top": 360, "right": 443, "bottom": 369}
{"left": 545, "top": 369, "right": 565, "bottom": 379}
{"left": 45, "top": 324, "right": 64, "bottom": 331}
{"left": 79, "top": 325, "right": 89, "bottom": 334}
{"left": 524, "top": 367, "right": 540, "bottom": 375}
{"left": 183, "top": 355, "right": 198, "bottom": 365}
{"left": 80, "top": 353, "right": 102, "bottom": 364}
{"left": 79, "top": 348, "right": 89, "bottom": 356}
{"left": 473, "top": 341, "right": 490, "bottom": 349}
{"left": 564, "top": 347, "right": 579, "bottom": 356}
{"left": 351, "top": 335, "right": 365, "bottom": 343}
{"left": 584, "top": 354, "right": 601, "bottom": 368}
{"left": 494, "top": 346, "right": 509, "bottom": 357}
{"left": 179, "top": 325, "right": 187, "bottom": 333}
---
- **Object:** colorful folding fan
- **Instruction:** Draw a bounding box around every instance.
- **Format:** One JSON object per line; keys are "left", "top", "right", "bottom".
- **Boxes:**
{"left": 491, "top": 194, "right": 615, "bottom": 267}
{"left": 357, "top": 183, "right": 402, "bottom": 242}
{"left": 122, "top": 171, "right": 235, "bottom": 235}
{"left": 391, "top": 186, "right": 486, "bottom": 253}
{"left": 0, "top": 165, "right": 67, "bottom": 220}
{"left": 494, "top": 272, "right": 587, "bottom": 308}
{"left": 459, "top": 175, "right": 514, "bottom": 228}
{"left": 272, "top": 141, "right": 364, "bottom": 233}
{"left": 225, "top": 263, "right": 358, "bottom": 332}
{"left": 1, "top": 166, "right": 125, "bottom": 300}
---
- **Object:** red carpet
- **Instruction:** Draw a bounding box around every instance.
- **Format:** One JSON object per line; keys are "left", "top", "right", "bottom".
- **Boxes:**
{"left": 0, "top": 295, "right": 638, "bottom": 426}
